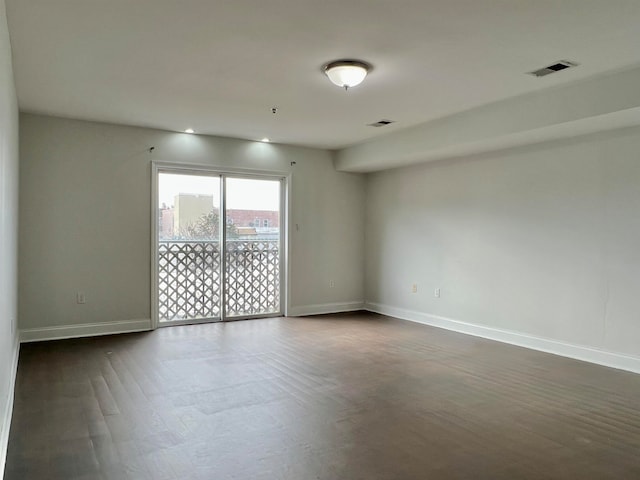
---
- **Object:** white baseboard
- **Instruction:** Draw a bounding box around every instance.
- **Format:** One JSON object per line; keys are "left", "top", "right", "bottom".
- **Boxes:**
{"left": 1, "top": 338, "right": 19, "bottom": 480}
{"left": 288, "top": 301, "right": 364, "bottom": 317}
{"left": 20, "top": 319, "right": 152, "bottom": 343}
{"left": 365, "top": 302, "right": 640, "bottom": 375}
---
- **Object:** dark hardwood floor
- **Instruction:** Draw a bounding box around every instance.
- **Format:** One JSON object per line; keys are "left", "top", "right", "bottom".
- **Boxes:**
{"left": 5, "top": 312, "right": 640, "bottom": 479}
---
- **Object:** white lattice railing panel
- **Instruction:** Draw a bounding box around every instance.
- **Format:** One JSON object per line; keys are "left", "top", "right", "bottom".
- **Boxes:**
{"left": 158, "top": 240, "right": 280, "bottom": 322}
{"left": 225, "top": 241, "right": 280, "bottom": 317}
{"left": 158, "top": 241, "right": 221, "bottom": 321}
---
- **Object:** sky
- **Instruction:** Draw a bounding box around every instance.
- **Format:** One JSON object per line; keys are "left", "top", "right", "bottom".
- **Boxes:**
{"left": 158, "top": 173, "right": 280, "bottom": 211}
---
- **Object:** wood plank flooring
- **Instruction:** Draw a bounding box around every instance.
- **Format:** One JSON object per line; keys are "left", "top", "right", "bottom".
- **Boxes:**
{"left": 5, "top": 312, "right": 640, "bottom": 479}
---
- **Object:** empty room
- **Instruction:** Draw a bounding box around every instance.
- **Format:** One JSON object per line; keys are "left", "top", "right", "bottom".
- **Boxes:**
{"left": 1, "top": 1, "right": 640, "bottom": 479}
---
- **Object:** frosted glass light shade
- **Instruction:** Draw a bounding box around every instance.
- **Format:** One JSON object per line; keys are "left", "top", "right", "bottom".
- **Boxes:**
{"left": 324, "top": 60, "right": 371, "bottom": 89}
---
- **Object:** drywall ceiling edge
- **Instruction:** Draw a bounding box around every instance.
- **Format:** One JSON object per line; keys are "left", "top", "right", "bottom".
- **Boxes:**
{"left": 334, "top": 65, "right": 640, "bottom": 173}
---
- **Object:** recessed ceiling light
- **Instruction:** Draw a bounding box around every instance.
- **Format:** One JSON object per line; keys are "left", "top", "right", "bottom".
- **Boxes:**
{"left": 261, "top": 138, "right": 270, "bottom": 143}
{"left": 184, "top": 128, "right": 195, "bottom": 134}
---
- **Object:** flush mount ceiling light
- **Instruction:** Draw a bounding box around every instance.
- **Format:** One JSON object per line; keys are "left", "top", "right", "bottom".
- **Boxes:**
{"left": 324, "top": 60, "right": 371, "bottom": 90}
{"left": 261, "top": 138, "right": 270, "bottom": 143}
{"left": 184, "top": 128, "right": 195, "bottom": 134}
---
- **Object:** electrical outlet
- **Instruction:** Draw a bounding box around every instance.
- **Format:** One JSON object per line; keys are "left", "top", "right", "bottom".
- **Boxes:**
{"left": 411, "top": 284, "right": 418, "bottom": 293}
{"left": 434, "top": 288, "right": 441, "bottom": 298}
{"left": 329, "top": 280, "right": 335, "bottom": 288}
{"left": 76, "top": 292, "right": 86, "bottom": 304}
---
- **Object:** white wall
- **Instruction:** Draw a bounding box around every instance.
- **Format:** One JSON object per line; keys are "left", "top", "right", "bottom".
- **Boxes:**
{"left": 365, "top": 127, "right": 640, "bottom": 364}
{"left": 0, "top": 0, "right": 19, "bottom": 472}
{"left": 19, "top": 114, "right": 365, "bottom": 334}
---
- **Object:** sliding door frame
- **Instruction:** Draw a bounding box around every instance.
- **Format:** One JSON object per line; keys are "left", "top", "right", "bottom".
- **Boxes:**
{"left": 151, "top": 162, "right": 290, "bottom": 329}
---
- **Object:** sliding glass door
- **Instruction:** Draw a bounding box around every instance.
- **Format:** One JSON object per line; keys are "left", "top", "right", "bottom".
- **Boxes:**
{"left": 224, "top": 177, "right": 281, "bottom": 319}
{"left": 155, "top": 167, "right": 284, "bottom": 325}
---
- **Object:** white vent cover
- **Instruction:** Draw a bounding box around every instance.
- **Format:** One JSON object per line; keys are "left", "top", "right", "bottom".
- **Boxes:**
{"left": 528, "top": 60, "right": 579, "bottom": 77}
{"left": 367, "top": 119, "right": 395, "bottom": 127}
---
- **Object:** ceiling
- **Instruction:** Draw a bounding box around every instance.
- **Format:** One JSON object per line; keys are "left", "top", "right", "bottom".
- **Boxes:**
{"left": 6, "top": 0, "right": 640, "bottom": 149}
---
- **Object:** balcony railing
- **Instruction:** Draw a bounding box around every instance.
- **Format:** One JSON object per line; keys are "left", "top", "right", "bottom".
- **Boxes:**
{"left": 158, "top": 240, "right": 280, "bottom": 322}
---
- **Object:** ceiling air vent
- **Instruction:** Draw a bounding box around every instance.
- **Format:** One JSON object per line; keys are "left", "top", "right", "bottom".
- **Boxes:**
{"left": 367, "top": 119, "right": 395, "bottom": 127}
{"left": 528, "top": 60, "right": 579, "bottom": 77}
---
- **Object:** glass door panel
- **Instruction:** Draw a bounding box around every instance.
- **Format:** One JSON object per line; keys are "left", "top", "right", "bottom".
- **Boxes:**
{"left": 157, "top": 172, "right": 222, "bottom": 323}
{"left": 224, "top": 177, "right": 282, "bottom": 318}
